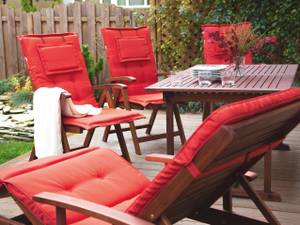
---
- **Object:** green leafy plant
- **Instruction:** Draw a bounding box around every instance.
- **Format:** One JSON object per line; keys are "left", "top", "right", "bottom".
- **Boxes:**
{"left": 10, "top": 90, "right": 33, "bottom": 107}
{"left": 81, "top": 44, "right": 104, "bottom": 86}
{"left": 21, "top": 0, "right": 37, "bottom": 12}
{"left": 0, "top": 79, "right": 12, "bottom": 95}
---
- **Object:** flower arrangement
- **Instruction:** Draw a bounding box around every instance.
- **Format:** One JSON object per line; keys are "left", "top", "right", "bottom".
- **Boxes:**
{"left": 208, "top": 24, "right": 277, "bottom": 75}
{"left": 208, "top": 25, "right": 262, "bottom": 71}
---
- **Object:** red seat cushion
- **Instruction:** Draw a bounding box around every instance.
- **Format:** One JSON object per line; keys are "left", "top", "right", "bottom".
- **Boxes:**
{"left": 1, "top": 148, "right": 149, "bottom": 225}
{"left": 18, "top": 33, "right": 98, "bottom": 107}
{"left": 101, "top": 27, "right": 158, "bottom": 96}
{"left": 120, "top": 93, "right": 164, "bottom": 107}
{"left": 126, "top": 88, "right": 300, "bottom": 215}
{"left": 62, "top": 108, "right": 144, "bottom": 130}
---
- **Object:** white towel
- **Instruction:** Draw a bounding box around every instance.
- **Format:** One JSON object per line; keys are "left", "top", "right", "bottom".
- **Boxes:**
{"left": 33, "top": 87, "right": 102, "bottom": 158}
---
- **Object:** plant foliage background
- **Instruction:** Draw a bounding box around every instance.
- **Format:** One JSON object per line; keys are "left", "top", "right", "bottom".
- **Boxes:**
{"left": 150, "top": 0, "right": 300, "bottom": 71}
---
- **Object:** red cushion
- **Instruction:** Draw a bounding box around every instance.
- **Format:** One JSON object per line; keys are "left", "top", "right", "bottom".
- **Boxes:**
{"left": 126, "top": 88, "right": 300, "bottom": 215}
{"left": 101, "top": 27, "right": 158, "bottom": 96}
{"left": 18, "top": 33, "right": 97, "bottom": 107}
{"left": 121, "top": 93, "right": 164, "bottom": 107}
{"left": 117, "top": 38, "right": 151, "bottom": 62}
{"left": 37, "top": 43, "right": 82, "bottom": 76}
{"left": 2, "top": 148, "right": 149, "bottom": 225}
{"left": 62, "top": 108, "right": 144, "bottom": 130}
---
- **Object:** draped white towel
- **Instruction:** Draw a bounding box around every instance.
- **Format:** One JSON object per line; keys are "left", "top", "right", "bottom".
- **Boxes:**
{"left": 33, "top": 87, "right": 102, "bottom": 158}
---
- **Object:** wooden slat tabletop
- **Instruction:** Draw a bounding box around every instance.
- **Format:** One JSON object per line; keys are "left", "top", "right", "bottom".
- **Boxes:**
{"left": 146, "top": 64, "right": 298, "bottom": 94}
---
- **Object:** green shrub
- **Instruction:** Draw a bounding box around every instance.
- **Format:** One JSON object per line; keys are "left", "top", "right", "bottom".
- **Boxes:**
{"left": 21, "top": 0, "right": 37, "bottom": 12}
{"left": 10, "top": 90, "right": 33, "bottom": 107}
{"left": 81, "top": 44, "right": 104, "bottom": 85}
{"left": 0, "top": 79, "right": 12, "bottom": 95}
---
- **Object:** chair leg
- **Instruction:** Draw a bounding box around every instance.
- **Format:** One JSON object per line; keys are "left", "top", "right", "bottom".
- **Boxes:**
{"left": 145, "top": 107, "right": 158, "bottom": 135}
{"left": 29, "top": 146, "right": 37, "bottom": 161}
{"left": 102, "top": 126, "right": 111, "bottom": 142}
{"left": 114, "top": 124, "right": 131, "bottom": 163}
{"left": 61, "top": 127, "right": 71, "bottom": 153}
{"left": 223, "top": 189, "right": 233, "bottom": 212}
{"left": 129, "top": 121, "right": 142, "bottom": 155}
{"left": 83, "top": 129, "right": 95, "bottom": 148}
{"left": 239, "top": 175, "right": 281, "bottom": 225}
{"left": 173, "top": 104, "right": 186, "bottom": 144}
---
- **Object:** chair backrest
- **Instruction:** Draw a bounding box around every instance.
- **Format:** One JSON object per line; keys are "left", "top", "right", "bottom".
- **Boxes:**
{"left": 202, "top": 22, "right": 253, "bottom": 64}
{"left": 127, "top": 88, "right": 300, "bottom": 223}
{"left": 101, "top": 26, "right": 158, "bottom": 96}
{"left": 18, "top": 33, "right": 97, "bottom": 106}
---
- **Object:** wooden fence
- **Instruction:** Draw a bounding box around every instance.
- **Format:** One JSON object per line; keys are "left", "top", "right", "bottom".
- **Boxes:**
{"left": 0, "top": 2, "right": 148, "bottom": 80}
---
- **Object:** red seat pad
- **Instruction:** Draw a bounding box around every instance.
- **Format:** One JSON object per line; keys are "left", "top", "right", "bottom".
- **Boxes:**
{"left": 2, "top": 148, "right": 149, "bottom": 225}
{"left": 101, "top": 27, "right": 158, "bottom": 97}
{"left": 63, "top": 108, "right": 144, "bottom": 130}
{"left": 18, "top": 33, "right": 98, "bottom": 107}
{"left": 120, "top": 93, "right": 164, "bottom": 107}
{"left": 126, "top": 88, "right": 300, "bottom": 215}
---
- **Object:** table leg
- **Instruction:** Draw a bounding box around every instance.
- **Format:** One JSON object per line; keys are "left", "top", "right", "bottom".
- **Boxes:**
{"left": 203, "top": 101, "right": 213, "bottom": 121}
{"left": 166, "top": 95, "right": 174, "bottom": 155}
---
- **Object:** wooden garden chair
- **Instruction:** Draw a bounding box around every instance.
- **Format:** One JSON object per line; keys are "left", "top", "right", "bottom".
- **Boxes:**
{"left": 18, "top": 33, "right": 144, "bottom": 162}
{"left": 1, "top": 88, "right": 300, "bottom": 225}
{"left": 101, "top": 26, "right": 186, "bottom": 155}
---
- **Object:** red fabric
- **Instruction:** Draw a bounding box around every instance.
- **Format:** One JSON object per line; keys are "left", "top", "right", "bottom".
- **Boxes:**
{"left": 2, "top": 148, "right": 149, "bottom": 225}
{"left": 117, "top": 38, "right": 151, "bottom": 62}
{"left": 101, "top": 27, "right": 158, "bottom": 97}
{"left": 18, "top": 33, "right": 97, "bottom": 106}
{"left": 126, "top": 88, "right": 300, "bottom": 215}
{"left": 63, "top": 108, "right": 144, "bottom": 130}
{"left": 120, "top": 93, "right": 164, "bottom": 107}
{"left": 37, "top": 43, "right": 82, "bottom": 76}
{"left": 201, "top": 22, "right": 252, "bottom": 64}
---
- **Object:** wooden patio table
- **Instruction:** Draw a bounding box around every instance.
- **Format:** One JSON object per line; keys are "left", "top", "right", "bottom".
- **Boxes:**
{"left": 146, "top": 64, "right": 298, "bottom": 201}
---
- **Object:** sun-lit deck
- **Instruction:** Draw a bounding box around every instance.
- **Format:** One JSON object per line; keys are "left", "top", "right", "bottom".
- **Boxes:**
{"left": 1, "top": 109, "right": 300, "bottom": 225}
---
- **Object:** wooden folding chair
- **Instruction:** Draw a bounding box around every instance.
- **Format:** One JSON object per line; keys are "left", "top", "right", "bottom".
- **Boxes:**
{"left": 1, "top": 88, "right": 300, "bottom": 225}
{"left": 101, "top": 26, "right": 186, "bottom": 155}
{"left": 18, "top": 33, "right": 144, "bottom": 162}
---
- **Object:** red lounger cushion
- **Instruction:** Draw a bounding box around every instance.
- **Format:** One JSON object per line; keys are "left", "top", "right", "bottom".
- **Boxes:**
{"left": 0, "top": 148, "right": 149, "bottom": 225}
{"left": 63, "top": 108, "right": 145, "bottom": 130}
{"left": 126, "top": 88, "right": 300, "bottom": 215}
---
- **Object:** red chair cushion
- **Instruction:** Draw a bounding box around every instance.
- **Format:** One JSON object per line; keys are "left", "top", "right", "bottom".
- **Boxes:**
{"left": 117, "top": 38, "right": 151, "bottom": 62}
{"left": 62, "top": 108, "right": 144, "bottom": 130}
{"left": 120, "top": 93, "right": 164, "bottom": 107}
{"left": 1, "top": 148, "right": 149, "bottom": 225}
{"left": 101, "top": 27, "right": 158, "bottom": 96}
{"left": 126, "top": 88, "right": 300, "bottom": 215}
{"left": 37, "top": 43, "right": 82, "bottom": 76}
{"left": 18, "top": 33, "right": 97, "bottom": 106}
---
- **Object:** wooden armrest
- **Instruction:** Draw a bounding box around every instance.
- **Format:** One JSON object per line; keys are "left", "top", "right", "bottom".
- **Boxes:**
{"left": 145, "top": 154, "right": 174, "bottom": 164}
{"left": 60, "top": 92, "right": 71, "bottom": 100}
{"left": 33, "top": 192, "right": 154, "bottom": 225}
{"left": 107, "top": 76, "right": 136, "bottom": 83}
{"left": 93, "top": 83, "right": 128, "bottom": 90}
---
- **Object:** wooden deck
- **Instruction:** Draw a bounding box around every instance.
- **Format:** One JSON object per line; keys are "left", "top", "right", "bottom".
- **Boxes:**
{"left": 1, "top": 109, "right": 300, "bottom": 224}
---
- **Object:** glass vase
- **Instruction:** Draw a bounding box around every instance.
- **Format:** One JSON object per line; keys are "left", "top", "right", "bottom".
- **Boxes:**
{"left": 235, "top": 56, "right": 246, "bottom": 77}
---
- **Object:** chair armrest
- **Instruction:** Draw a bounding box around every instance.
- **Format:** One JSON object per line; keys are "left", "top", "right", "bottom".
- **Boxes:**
{"left": 93, "top": 83, "right": 128, "bottom": 91}
{"left": 145, "top": 154, "right": 174, "bottom": 164}
{"left": 33, "top": 192, "right": 154, "bottom": 225}
{"left": 60, "top": 92, "right": 71, "bottom": 100}
{"left": 107, "top": 76, "right": 136, "bottom": 83}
